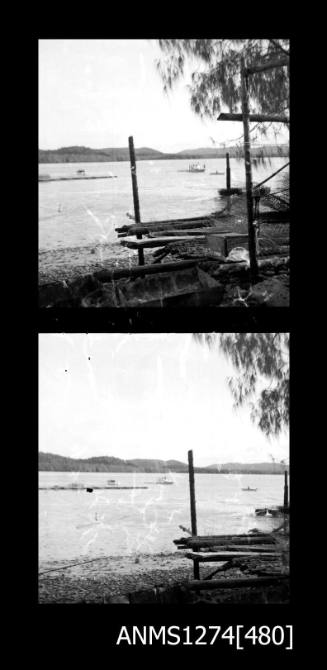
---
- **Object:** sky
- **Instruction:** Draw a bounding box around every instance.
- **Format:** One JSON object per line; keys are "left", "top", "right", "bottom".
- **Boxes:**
{"left": 39, "top": 333, "right": 289, "bottom": 466}
{"left": 38, "top": 39, "right": 289, "bottom": 153}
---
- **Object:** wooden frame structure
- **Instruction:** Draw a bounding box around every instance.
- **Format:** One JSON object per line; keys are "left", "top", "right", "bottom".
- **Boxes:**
{"left": 179, "top": 452, "right": 289, "bottom": 585}
{"left": 217, "top": 53, "right": 289, "bottom": 281}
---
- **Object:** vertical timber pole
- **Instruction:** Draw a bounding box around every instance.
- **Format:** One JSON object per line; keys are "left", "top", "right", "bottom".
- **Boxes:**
{"left": 283, "top": 470, "right": 289, "bottom": 508}
{"left": 188, "top": 450, "right": 199, "bottom": 579}
{"left": 226, "top": 152, "right": 231, "bottom": 190}
{"left": 128, "top": 136, "right": 144, "bottom": 266}
{"left": 241, "top": 57, "right": 258, "bottom": 281}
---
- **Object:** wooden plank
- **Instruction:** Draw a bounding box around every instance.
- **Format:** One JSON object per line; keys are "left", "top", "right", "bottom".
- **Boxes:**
{"left": 122, "top": 232, "right": 248, "bottom": 250}
{"left": 188, "top": 575, "right": 289, "bottom": 590}
{"left": 175, "top": 533, "right": 276, "bottom": 545}
{"left": 213, "top": 232, "right": 248, "bottom": 239}
{"left": 93, "top": 259, "right": 204, "bottom": 282}
{"left": 115, "top": 215, "right": 215, "bottom": 233}
{"left": 186, "top": 551, "right": 279, "bottom": 562}
{"left": 177, "top": 532, "right": 275, "bottom": 540}
{"left": 116, "top": 219, "right": 219, "bottom": 235}
{"left": 143, "top": 215, "right": 213, "bottom": 225}
{"left": 177, "top": 538, "right": 276, "bottom": 549}
{"left": 220, "top": 545, "right": 279, "bottom": 553}
{"left": 148, "top": 228, "right": 231, "bottom": 238}
{"left": 218, "top": 112, "right": 289, "bottom": 123}
{"left": 121, "top": 235, "right": 206, "bottom": 249}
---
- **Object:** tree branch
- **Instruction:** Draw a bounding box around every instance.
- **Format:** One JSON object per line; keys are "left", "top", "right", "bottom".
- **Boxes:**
{"left": 269, "top": 40, "right": 290, "bottom": 57}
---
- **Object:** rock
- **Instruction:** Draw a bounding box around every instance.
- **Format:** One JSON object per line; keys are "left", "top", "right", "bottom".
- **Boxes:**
{"left": 247, "top": 277, "right": 289, "bottom": 307}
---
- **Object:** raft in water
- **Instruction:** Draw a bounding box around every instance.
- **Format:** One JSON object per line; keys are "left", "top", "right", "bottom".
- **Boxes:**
{"left": 39, "top": 485, "right": 148, "bottom": 490}
{"left": 39, "top": 175, "right": 117, "bottom": 182}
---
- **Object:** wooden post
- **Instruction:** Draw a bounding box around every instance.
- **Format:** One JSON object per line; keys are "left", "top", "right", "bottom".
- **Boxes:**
{"left": 226, "top": 152, "right": 231, "bottom": 190}
{"left": 240, "top": 57, "right": 258, "bottom": 281}
{"left": 188, "top": 450, "right": 199, "bottom": 579}
{"left": 128, "top": 136, "right": 144, "bottom": 266}
{"left": 283, "top": 470, "right": 289, "bottom": 508}
{"left": 224, "top": 237, "right": 228, "bottom": 257}
{"left": 218, "top": 112, "right": 289, "bottom": 123}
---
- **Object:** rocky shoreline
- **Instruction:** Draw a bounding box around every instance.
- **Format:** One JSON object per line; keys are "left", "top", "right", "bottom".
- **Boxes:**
{"left": 39, "top": 543, "right": 289, "bottom": 605}
{"left": 39, "top": 192, "right": 289, "bottom": 308}
{"left": 39, "top": 253, "right": 289, "bottom": 309}
{"left": 39, "top": 552, "right": 192, "bottom": 604}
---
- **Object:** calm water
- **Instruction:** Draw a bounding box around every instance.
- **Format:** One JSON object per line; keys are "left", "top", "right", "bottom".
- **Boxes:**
{"left": 39, "top": 471, "right": 287, "bottom": 564}
{"left": 39, "top": 157, "right": 287, "bottom": 255}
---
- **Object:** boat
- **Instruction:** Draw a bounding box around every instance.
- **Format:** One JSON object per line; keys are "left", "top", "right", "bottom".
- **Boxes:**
{"left": 107, "top": 479, "right": 118, "bottom": 486}
{"left": 210, "top": 171, "right": 224, "bottom": 175}
{"left": 189, "top": 162, "right": 206, "bottom": 173}
{"left": 242, "top": 487, "right": 258, "bottom": 491}
{"left": 156, "top": 476, "right": 174, "bottom": 485}
{"left": 77, "top": 169, "right": 86, "bottom": 175}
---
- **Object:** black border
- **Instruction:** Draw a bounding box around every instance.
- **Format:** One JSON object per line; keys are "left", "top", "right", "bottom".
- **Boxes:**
{"left": 30, "top": 27, "right": 304, "bottom": 659}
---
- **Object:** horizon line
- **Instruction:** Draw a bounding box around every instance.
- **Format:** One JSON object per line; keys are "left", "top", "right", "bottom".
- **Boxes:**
{"left": 39, "top": 142, "right": 289, "bottom": 152}
{"left": 39, "top": 451, "right": 289, "bottom": 466}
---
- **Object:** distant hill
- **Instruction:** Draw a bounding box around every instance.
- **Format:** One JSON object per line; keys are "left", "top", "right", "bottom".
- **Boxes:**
{"left": 38, "top": 146, "right": 167, "bottom": 164}
{"left": 211, "top": 462, "right": 289, "bottom": 474}
{"left": 175, "top": 145, "right": 289, "bottom": 159}
{"left": 39, "top": 452, "right": 289, "bottom": 474}
{"left": 39, "top": 144, "right": 289, "bottom": 164}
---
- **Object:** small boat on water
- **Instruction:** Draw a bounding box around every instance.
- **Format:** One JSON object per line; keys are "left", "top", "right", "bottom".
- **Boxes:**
{"left": 156, "top": 476, "right": 174, "bottom": 485}
{"left": 242, "top": 487, "right": 258, "bottom": 491}
{"left": 107, "top": 479, "right": 118, "bottom": 486}
{"left": 189, "top": 162, "right": 206, "bottom": 173}
{"left": 77, "top": 169, "right": 86, "bottom": 175}
{"left": 210, "top": 171, "right": 224, "bottom": 175}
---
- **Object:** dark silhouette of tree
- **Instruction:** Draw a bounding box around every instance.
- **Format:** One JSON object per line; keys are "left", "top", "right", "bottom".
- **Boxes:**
{"left": 193, "top": 333, "right": 289, "bottom": 437}
{"left": 156, "top": 39, "right": 289, "bottom": 143}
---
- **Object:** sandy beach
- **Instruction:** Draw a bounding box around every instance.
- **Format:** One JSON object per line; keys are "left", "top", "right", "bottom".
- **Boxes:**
{"left": 39, "top": 552, "right": 192, "bottom": 603}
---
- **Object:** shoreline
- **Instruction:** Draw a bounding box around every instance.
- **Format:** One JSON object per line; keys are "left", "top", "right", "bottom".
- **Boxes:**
{"left": 39, "top": 253, "right": 289, "bottom": 309}
{"left": 39, "top": 552, "right": 192, "bottom": 604}
{"left": 39, "top": 193, "right": 289, "bottom": 307}
{"left": 39, "top": 545, "right": 289, "bottom": 604}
